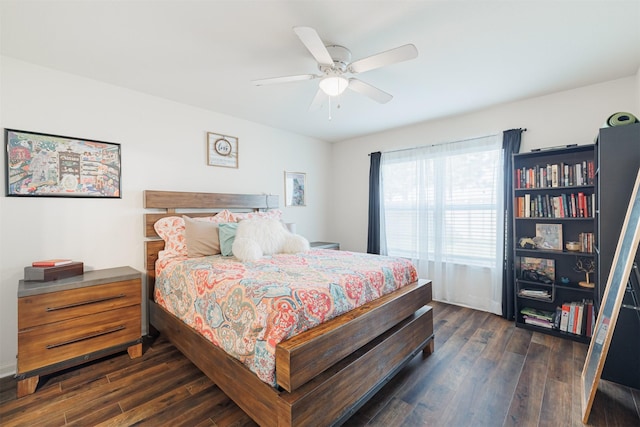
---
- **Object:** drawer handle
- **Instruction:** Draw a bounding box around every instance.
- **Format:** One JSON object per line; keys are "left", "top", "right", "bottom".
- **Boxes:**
{"left": 46, "top": 325, "right": 126, "bottom": 349}
{"left": 46, "top": 294, "right": 126, "bottom": 312}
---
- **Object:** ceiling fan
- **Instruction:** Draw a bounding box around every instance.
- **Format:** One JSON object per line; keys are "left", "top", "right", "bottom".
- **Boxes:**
{"left": 252, "top": 26, "right": 418, "bottom": 111}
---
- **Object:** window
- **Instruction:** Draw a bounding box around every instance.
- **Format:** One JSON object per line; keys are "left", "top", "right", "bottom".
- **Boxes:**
{"left": 380, "top": 134, "right": 504, "bottom": 314}
{"left": 382, "top": 142, "right": 501, "bottom": 266}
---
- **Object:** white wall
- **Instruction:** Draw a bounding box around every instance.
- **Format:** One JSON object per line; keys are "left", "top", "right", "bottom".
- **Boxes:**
{"left": 0, "top": 57, "right": 332, "bottom": 377}
{"left": 2, "top": 58, "right": 638, "bottom": 378}
{"left": 636, "top": 66, "right": 640, "bottom": 110}
{"left": 329, "top": 76, "right": 639, "bottom": 253}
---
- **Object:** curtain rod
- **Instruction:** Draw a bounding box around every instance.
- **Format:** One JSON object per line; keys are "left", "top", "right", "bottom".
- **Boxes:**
{"left": 368, "top": 128, "right": 526, "bottom": 156}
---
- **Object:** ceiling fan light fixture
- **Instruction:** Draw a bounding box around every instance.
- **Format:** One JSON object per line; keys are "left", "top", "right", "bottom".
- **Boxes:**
{"left": 319, "top": 75, "right": 349, "bottom": 97}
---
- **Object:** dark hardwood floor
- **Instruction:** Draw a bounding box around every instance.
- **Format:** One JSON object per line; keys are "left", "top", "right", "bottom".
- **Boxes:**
{"left": 1, "top": 301, "right": 639, "bottom": 426}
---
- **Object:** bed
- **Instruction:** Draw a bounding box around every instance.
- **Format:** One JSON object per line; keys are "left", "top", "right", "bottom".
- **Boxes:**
{"left": 144, "top": 190, "right": 434, "bottom": 426}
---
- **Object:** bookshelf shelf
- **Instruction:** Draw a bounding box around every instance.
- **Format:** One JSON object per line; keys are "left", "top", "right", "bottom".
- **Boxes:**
{"left": 511, "top": 144, "right": 596, "bottom": 342}
{"left": 516, "top": 217, "right": 592, "bottom": 221}
{"left": 514, "top": 185, "right": 594, "bottom": 192}
{"left": 516, "top": 248, "right": 595, "bottom": 257}
{"left": 518, "top": 322, "right": 591, "bottom": 344}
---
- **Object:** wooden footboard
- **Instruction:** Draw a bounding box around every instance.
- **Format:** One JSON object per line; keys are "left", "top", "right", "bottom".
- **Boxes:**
{"left": 149, "top": 281, "right": 433, "bottom": 426}
{"left": 276, "top": 279, "right": 432, "bottom": 392}
{"left": 143, "top": 190, "right": 435, "bottom": 426}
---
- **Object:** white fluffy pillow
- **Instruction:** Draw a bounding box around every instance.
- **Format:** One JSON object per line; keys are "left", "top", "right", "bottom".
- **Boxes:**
{"left": 232, "top": 218, "right": 309, "bottom": 261}
{"left": 281, "top": 234, "right": 311, "bottom": 253}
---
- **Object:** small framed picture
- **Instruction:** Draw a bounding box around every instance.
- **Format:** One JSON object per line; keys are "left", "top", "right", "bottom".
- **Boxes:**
{"left": 284, "top": 171, "right": 306, "bottom": 207}
{"left": 207, "top": 132, "right": 238, "bottom": 168}
{"left": 520, "top": 257, "right": 555, "bottom": 283}
{"left": 536, "top": 223, "right": 563, "bottom": 251}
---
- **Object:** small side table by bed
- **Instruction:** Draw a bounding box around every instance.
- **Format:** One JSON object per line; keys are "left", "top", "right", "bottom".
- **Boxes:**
{"left": 310, "top": 241, "right": 340, "bottom": 250}
{"left": 16, "top": 266, "right": 143, "bottom": 398}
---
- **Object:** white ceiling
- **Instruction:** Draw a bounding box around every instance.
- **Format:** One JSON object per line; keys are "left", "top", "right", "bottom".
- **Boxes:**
{"left": 1, "top": 1, "right": 639, "bottom": 142}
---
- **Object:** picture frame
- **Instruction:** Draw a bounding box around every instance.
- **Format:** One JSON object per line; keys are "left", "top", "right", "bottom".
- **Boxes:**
{"left": 520, "top": 256, "right": 555, "bottom": 283}
{"left": 535, "top": 223, "right": 563, "bottom": 251}
{"left": 207, "top": 132, "right": 238, "bottom": 168}
{"left": 284, "top": 171, "right": 306, "bottom": 207}
{"left": 581, "top": 168, "right": 640, "bottom": 423}
{"left": 5, "top": 128, "right": 121, "bottom": 198}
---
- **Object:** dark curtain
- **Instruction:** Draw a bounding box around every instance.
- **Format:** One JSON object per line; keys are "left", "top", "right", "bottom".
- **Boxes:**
{"left": 367, "top": 152, "right": 382, "bottom": 254}
{"left": 502, "top": 129, "right": 523, "bottom": 319}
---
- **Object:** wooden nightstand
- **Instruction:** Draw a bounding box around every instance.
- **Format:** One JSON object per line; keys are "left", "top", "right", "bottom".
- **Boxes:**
{"left": 310, "top": 241, "right": 340, "bottom": 250}
{"left": 16, "top": 266, "right": 142, "bottom": 398}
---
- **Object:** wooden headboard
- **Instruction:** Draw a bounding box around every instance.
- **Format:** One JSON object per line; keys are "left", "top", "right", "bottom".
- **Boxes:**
{"left": 144, "top": 190, "right": 279, "bottom": 296}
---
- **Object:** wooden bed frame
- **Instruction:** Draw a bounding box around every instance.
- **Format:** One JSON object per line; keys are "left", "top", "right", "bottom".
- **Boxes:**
{"left": 144, "top": 190, "right": 434, "bottom": 426}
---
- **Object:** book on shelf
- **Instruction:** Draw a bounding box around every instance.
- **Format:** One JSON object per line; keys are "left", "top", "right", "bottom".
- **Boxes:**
{"left": 519, "top": 289, "right": 552, "bottom": 299}
{"left": 520, "top": 307, "right": 555, "bottom": 321}
{"left": 554, "top": 306, "right": 562, "bottom": 329}
{"left": 567, "top": 302, "right": 576, "bottom": 333}
{"left": 560, "top": 304, "right": 570, "bottom": 332}
{"left": 515, "top": 160, "right": 594, "bottom": 190}
{"left": 551, "top": 164, "right": 559, "bottom": 187}
{"left": 561, "top": 194, "right": 568, "bottom": 217}
{"left": 31, "top": 258, "right": 73, "bottom": 267}
{"left": 586, "top": 301, "right": 594, "bottom": 337}
{"left": 574, "top": 302, "right": 583, "bottom": 335}
{"left": 523, "top": 316, "right": 554, "bottom": 329}
{"left": 578, "top": 232, "right": 594, "bottom": 253}
{"left": 515, "top": 191, "right": 593, "bottom": 218}
{"left": 558, "top": 300, "right": 593, "bottom": 336}
{"left": 520, "top": 307, "right": 555, "bottom": 329}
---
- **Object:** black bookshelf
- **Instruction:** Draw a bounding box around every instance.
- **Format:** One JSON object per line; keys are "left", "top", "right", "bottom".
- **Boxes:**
{"left": 512, "top": 144, "right": 596, "bottom": 343}
{"left": 595, "top": 122, "right": 640, "bottom": 389}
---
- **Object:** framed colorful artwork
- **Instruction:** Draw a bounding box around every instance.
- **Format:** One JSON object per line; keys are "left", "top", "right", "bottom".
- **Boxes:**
{"left": 5, "top": 129, "right": 121, "bottom": 198}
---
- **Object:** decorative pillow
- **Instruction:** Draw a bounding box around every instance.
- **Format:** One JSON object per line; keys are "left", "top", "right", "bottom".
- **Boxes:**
{"left": 183, "top": 215, "right": 220, "bottom": 257}
{"left": 231, "top": 218, "right": 309, "bottom": 262}
{"left": 154, "top": 210, "right": 236, "bottom": 259}
{"left": 218, "top": 222, "right": 239, "bottom": 256}
{"left": 232, "top": 209, "right": 283, "bottom": 222}
{"left": 154, "top": 216, "right": 187, "bottom": 259}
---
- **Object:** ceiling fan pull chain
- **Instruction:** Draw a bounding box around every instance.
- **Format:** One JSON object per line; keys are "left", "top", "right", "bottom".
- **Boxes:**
{"left": 328, "top": 96, "right": 332, "bottom": 121}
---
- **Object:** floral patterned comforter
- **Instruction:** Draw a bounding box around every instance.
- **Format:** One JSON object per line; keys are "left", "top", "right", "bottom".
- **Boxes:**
{"left": 155, "top": 249, "right": 418, "bottom": 386}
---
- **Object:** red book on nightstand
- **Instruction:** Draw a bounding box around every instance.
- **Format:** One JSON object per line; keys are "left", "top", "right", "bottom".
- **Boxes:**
{"left": 32, "top": 259, "right": 73, "bottom": 267}
{"left": 24, "top": 262, "right": 84, "bottom": 282}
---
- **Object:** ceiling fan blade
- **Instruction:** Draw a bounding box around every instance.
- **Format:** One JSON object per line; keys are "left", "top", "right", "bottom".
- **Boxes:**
{"left": 349, "top": 44, "right": 418, "bottom": 74}
{"left": 293, "top": 26, "right": 334, "bottom": 66}
{"left": 252, "top": 74, "right": 317, "bottom": 86}
{"left": 308, "top": 88, "right": 327, "bottom": 112}
{"left": 348, "top": 78, "right": 393, "bottom": 103}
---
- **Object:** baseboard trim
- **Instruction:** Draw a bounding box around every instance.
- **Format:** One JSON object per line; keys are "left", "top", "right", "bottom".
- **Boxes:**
{"left": 0, "top": 363, "right": 16, "bottom": 379}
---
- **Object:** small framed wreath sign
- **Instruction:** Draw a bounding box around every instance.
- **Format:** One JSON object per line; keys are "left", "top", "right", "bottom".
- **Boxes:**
{"left": 207, "top": 132, "right": 238, "bottom": 168}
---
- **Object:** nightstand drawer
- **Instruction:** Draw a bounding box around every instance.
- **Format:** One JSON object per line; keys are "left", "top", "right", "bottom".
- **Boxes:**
{"left": 17, "top": 305, "right": 140, "bottom": 373}
{"left": 18, "top": 279, "right": 141, "bottom": 330}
